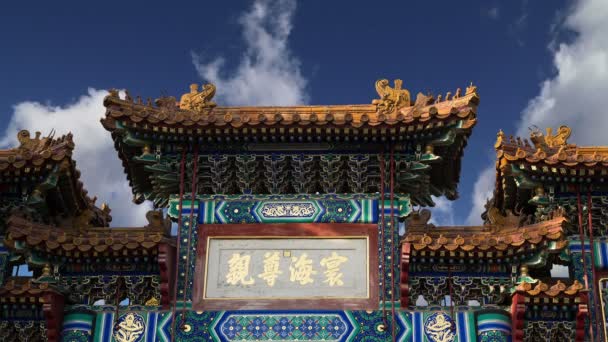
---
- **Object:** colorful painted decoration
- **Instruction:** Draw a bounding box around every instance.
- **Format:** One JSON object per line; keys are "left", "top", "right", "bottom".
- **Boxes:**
{"left": 113, "top": 313, "right": 146, "bottom": 342}
{"left": 423, "top": 312, "right": 456, "bottom": 342}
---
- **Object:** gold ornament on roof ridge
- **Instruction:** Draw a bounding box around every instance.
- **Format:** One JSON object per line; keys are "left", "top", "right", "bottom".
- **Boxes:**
{"left": 179, "top": 83, "right": 217, "bottom": 111}
{"left": 372, "top": 79, "right": 411, "bottom": 114}
{"left": 530, "top": 125, "right": 572, "bottom": 150}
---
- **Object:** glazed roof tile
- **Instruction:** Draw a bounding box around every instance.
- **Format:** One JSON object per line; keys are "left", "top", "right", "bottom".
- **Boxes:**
{"left": 495, "top": 126, "right": 608, "bottom": 168}
{"left": 5, "top": 214, "right": 173, "bottom": 256}
{"left": 404, "top": 212, "right": 566, "bottom": 253}
{"left": 0, "top": 130, "right": 75, "bottom": 172}
{"left": 0, "top": 277, "right": 60, "bottom": 302}
{"left": 101, "top": 81, "right": 479, "bottom": 134}
{"left": 514, "top": 279, "right": 584, "bottom": 297}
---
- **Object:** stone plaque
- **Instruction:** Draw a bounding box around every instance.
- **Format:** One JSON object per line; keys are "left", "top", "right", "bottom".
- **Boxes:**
{"left": 193, "top": 224, "right": 378, "bottom": 310}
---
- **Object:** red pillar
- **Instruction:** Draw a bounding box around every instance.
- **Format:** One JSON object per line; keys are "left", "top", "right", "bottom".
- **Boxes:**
{"left": 42, "top": 292, "right": 65, "bottom": 342}
{"left": 510, "top": 293, "right": 525, "bottom": 342}
{"left": 400, "top": 242, "right": 411, "bottom": 308}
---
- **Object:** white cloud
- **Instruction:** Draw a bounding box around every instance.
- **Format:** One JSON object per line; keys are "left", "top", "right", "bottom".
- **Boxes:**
{"left": 429, "top": 196, "right": 455, "bottom": 227}
{"left": 468, "top": 0, "right": 608, "bottom": 224}
{"left": 516, "top": 0, "right": 608, "bottom": 143}
{"left": 192, "top": 0, "right": 308, "bottom": 106}
{"left": 466, "top": 166, "right": 495, "bottom": 225}
{"left": 0, "top": 89, "right": 151, "bottom": 226}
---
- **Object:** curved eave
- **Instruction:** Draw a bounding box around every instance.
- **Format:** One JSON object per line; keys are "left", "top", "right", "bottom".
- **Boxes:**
{"left": 5, "top": 216, "right": 173, "bottom": 256}
{"left": 102, "top": 91, "right": 479, "bottom": 131}
{"left": 404, "top": 216, "right": 567, "bottom": 254}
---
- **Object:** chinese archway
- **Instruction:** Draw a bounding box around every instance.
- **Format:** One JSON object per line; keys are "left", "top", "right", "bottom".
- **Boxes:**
{"left": 0, "top": 79, "right": 603, "bottom": 341}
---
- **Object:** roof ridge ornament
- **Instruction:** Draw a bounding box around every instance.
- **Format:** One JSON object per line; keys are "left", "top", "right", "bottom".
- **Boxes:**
{"left": 179, "top": 83, "right": 217, "bottom": 111}
{"left": 372, "top": 79, "right": 411, "bottom": 114}
{"left": 15, "top": 129, "right": 58, "bottom": 154}
{"left": 530, "top": 125, "right": 572, "bottom": 151}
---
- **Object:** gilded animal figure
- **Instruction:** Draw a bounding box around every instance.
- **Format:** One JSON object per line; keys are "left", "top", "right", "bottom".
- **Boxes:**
{"left": 372, "top": 79, "right": 411, "bottom": 114}
{"left": 530, "top": 125, "right": 572, "bottom": 150}
{"left": 179, "top": 83, "right": 217, "bottom": 111}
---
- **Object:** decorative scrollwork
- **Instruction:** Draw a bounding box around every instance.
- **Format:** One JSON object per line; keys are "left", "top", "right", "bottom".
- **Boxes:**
{"left": 260, "top": 203, "right": 316, "bottom": 218}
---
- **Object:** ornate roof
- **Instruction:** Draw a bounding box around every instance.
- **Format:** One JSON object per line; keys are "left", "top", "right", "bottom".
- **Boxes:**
{"left": 403, "top": 209, "right": 567, "bottom": 254}
{"left": 100, "top": 80, "right": 479, "bottom": 206}
{"left": 0, "top": 130, "right": 75, "bottom": 171}
{"left": 0, "top": 130, "right": 111, "bottom": 228}
{"left": 490, "top": 125, "right": 608, "bottom": 217}
{"left": 5, "top": 211, "right": 173, "bottom": 257}
{"left": 101, "top": 80, "right": 478, "bottom": 135}
{"left": 495, "top": 126, "right": 608, "bottom": 168}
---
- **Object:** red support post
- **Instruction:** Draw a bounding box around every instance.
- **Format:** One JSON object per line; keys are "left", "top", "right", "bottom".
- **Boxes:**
{"left": 170, "top": 148, "right": 187, "bottom": 342}
{"left": 510, "top": 293, "right": 525, "bottom": 342}
{"left": 399, "top": 242, "right": 411, "bottom": 308}
{"left": 42, "top": 292, "right": 65, "bottom": 342}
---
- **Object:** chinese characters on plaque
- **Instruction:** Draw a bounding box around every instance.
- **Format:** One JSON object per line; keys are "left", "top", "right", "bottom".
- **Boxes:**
{"left": 203, "top": 238, "right": 369, "bottom": 300}
{"left": 225, "top": 251, "right": 348, "bottom": 287}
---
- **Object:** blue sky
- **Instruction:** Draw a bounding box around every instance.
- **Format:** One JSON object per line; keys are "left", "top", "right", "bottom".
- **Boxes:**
{"left": 2, "top": 0, "right": 607, "bottom": 226}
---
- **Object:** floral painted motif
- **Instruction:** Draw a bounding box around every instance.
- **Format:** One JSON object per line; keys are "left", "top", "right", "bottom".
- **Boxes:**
{"left": 221, "top": 317, "right": 243, "bottom": 340}
{"left": 246, "top": 317, "right": 269, "bottom": 339}
{"left": 325, "top": 317, "right": 347, "bottom": 339}
{"left": 271, "top": 317, "right": 296, "bottom": 338}
{"left": 298, "top": 318, "right": 322, "bottom": 339}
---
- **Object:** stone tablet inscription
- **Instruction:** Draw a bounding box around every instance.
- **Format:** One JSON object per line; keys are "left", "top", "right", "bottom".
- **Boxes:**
{"left": 203, "top": 238, "right": 369, "bottom": 300}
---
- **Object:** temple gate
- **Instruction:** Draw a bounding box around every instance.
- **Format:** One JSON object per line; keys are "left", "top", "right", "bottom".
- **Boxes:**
{"left": 0, "top": 78, "right": 602, "bottom": 341}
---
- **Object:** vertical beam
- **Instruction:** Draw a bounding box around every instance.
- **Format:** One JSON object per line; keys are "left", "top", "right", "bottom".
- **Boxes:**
{"left": 399, "top": 242, "right": 411, "bottom": 308}
{"left": 159, "top": 243, "right": 176, "bottom": 309}
{"left": 42, "top": 292, "right": 64, "bottom": 342}
{"left": 576, "top": 293, "right": 589, "bottom": 342}
{"left": 510, "top": 293, "right": 525, "bottom": 342}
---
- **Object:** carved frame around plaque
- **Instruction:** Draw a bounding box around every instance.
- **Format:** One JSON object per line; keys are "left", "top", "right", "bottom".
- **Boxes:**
{"left": 192, "top": 223, "right": 379, "bottom": 310}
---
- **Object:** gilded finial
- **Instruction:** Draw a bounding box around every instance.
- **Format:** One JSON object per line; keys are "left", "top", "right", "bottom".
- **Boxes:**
{"left": 41, "top": 263, "right": 52, "bottom": 277}
{"left": 520, "top": 265, "right": 529, "bottom": 277}
{"left": 466, "top": 82, "right": 477, "bottom": 95}
{"left": 445, "top": 92, "right": 451, "bottom": 101}
{"left": 535, "top": 186, "right": 545, "bottom": 196}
